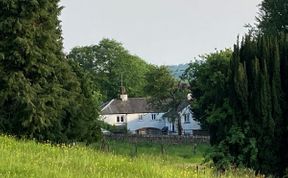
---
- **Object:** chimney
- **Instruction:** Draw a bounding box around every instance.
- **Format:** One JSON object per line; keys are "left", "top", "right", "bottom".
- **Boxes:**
{"left": 120, "top": 86, "right": 128, "bottom": 101}
{"left": 119, "top": 74, "right": 128, "bottom": 101}
{"left": 120, "top": 93, "right": 128, "bottom": 101}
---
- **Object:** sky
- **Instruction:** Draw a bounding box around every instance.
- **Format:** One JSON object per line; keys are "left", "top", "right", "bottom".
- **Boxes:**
{"left": 59, "top": 0, "right": 262, "bottom": 65}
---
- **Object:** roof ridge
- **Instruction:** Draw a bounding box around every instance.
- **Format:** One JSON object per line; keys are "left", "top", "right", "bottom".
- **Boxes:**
{"left": 114, "top": 97, "right": 147, "bottom": 100}
{"left": 101, "top": 97, "right": 167, "bottom": 115}
{"left": 101, "top": 99, "right": 115, "bottom": 111}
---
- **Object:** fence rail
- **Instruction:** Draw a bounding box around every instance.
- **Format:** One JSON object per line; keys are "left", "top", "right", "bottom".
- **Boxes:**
{"left": 104, "top": 134, "right": 210, "bottom": 144}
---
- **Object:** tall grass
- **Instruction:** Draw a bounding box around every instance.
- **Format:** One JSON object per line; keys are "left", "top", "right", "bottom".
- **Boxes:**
{"left": 0, "top": 135, "right": 263, "bottom": 178}
{"left": 91, "top": 140, "right": 208, "bottom": 164}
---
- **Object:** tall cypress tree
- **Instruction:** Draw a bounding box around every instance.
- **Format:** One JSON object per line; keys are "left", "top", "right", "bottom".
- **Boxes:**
{"left": 279, "top": 34, "right": 288, "bottom": 175}
{"left": 229, "top": 35, "right": 285, "bottom": 175}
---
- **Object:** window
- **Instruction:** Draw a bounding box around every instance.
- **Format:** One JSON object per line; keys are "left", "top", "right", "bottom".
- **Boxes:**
{"left": 139, "top": 115, "right": 143, "bottom": 120}
{"left": 184, "top": 114, "right": 190, "bottom": 123}
{"left": 116, "top": 116, "right": 124, "bottom": 123}
{"left": 151, "top": 114, "right": 156, "bottom": 120}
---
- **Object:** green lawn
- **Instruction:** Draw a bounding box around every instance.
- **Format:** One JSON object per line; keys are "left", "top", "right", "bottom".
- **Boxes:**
{"left": 0, "top": 135, "right": 262, "bottom": 178}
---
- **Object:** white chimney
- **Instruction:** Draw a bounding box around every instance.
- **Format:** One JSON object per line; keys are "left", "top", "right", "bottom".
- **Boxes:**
{"left": 120, "top": 94, "right": 128, "bottom": 101}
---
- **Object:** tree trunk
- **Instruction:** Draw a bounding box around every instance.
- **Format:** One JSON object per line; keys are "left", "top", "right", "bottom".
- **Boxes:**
{"left": 177, "top": 116, "right": 183, "bottom": 135}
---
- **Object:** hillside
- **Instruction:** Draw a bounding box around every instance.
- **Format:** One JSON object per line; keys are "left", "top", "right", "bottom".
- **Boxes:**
{"left": 167, "top": 64, "right": 189, "bottom": 79}
{"left": 0, "top": 135, "right": 261, "bottom": 178}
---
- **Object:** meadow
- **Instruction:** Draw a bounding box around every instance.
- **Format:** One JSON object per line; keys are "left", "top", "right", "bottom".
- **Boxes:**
{"left": 0, "top": 135, "right": 263, "bottom": 178}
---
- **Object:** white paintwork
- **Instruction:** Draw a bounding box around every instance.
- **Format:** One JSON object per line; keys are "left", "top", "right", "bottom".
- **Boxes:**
{"left": 126, "top": 113, "right": 169, "bottom": 134}
{"left": 120, "top": 94, "right": 128, "bottom": 101}
{"left": 163, "top": 105, "right": 201, "bottom": 135}
{"left": 179, "top": 105, "right": 201, "bottom": 135}
{"left": 100, "top": 112, "right": 168, "bottom": 134}
{"left": 100, "top": 105, "right": 201, "bottom": 135}
{"left": 100, "top": 114, "right": 127, "bottom": 126}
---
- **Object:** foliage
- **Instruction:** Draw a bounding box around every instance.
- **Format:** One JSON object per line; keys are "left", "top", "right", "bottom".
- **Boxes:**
{"left": 191, "top": 1, "right": 288, "bottom": 176}
{"left": 66, "top": 60, "right": 102, "bottom": 143}
{"left": 183, "top": 49, "right": 232, "bottom": 131}
{"left": 145, "top": 66, "right": 177, "bottom": 109}
{"left": 183, "top": 49, "right": 254, "bottom": 169}
{"left": 68, "top": 39, "right": 153, "bottom": 101}
{"left": 229, "top": 35, "right": 287, "bottom": 175}
{"left": 145, "top": 66, "right": 190, "bottom": 134}
{"left": 257, "top": 0, "right": 288, "bottom": 35}
{"left": 184, "top": 35, "right": 288, "bottom": 176}
{"left": 0, "top": 0, "right": 101, "bottom": 143}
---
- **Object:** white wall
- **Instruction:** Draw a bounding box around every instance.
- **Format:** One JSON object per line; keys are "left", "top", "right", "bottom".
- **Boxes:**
{"left": 100, "top": 106, "right": 201, "bottom": 135}
{"left": 179, "top": 106, "right": 201, "bottom": 134}
{"left": 100, "top": 112, "right": 168, "bottom": 134}
{"left": 100, "top": 114, "right": 127, "bottom": 126}
{"left": 126, "top": 113, "right": 168, "bottom": 134}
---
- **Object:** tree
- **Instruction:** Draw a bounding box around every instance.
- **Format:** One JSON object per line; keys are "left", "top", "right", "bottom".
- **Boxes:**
{"left": 230, "top": 35, "right": 285, "bottom": 175}
{"left": 68, "top": 39, "right": 152, "bottom": 101}
{"left": 184, "top": 49, "right": 260, "bottom": 170}
{"left": 257, "top": 0, "right": 288, "bottom": 35}
{"left": 0, "top": 0, "right": 101, "bottom": 142}
{"left": 145, "top": 66, "right": 189, "bottom": 135}
{"left": 183, "top": 49, "right": 233, "bottom": 133}
{"left": 65, "top": 60, "right": 102, "bottom": 143}
{"left": 191, "top": 35, "right": 286, "bottom": 176}
{"left": 181, "top": 0, "right": 288, "bottom": 174}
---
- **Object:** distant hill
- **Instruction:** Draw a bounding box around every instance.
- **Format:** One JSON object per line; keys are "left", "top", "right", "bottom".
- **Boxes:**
{"left": 167, "top": 63, "right": 189, "bottom": 79}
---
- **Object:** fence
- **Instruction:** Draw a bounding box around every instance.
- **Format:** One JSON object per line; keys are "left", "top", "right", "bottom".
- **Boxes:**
{"left": 103, "top": 134, "right": 210, "bottom": 144}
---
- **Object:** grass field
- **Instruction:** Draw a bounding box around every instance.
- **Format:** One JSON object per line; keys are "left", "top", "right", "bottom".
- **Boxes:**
{"left": 91, "top": 139, "right": 208, "bottom": 163}
{"left": 0, "top": 135, "right": 263, "bottom": 178}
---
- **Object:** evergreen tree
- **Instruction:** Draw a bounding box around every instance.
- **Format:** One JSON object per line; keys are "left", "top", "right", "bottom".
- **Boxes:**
{"left": 257, "top": 0, "right": 288, "bottom": 35}
{"left": 183, "top": 0, "right": 288, "bottom": 175}
{"left": 229, "top": 35, "right": 284, "bottom": 175}
{"left": 278, "top": 34, "right": 288, "bottom": 175}
{"left": 0, "top": 0, "right": 101, "bottom": 142}
{"left": 185, "top": 36, "right": 287, "bottom": 175}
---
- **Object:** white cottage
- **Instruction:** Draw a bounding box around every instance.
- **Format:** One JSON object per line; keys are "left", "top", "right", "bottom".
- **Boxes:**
{"left": 100, "top": 93, "right": 201, "bottom": 135}
{"left": 163, "top": 101, "right": 201, "bottom": 135}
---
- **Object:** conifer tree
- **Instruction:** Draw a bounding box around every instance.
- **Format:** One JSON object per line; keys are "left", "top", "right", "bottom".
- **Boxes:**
{"left": 0, "top": 0, "right": 101, "bottom": 142}
{"left": 229, "top": 35, "right": 285, "bottom": 175}
{"left": 257, "top": 0, "right": 288, "bottom": 35}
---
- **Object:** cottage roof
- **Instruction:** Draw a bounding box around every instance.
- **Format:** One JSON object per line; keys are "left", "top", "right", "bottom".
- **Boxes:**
{"left": 101, "top": 98, "right": 162, "bottom": 115}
